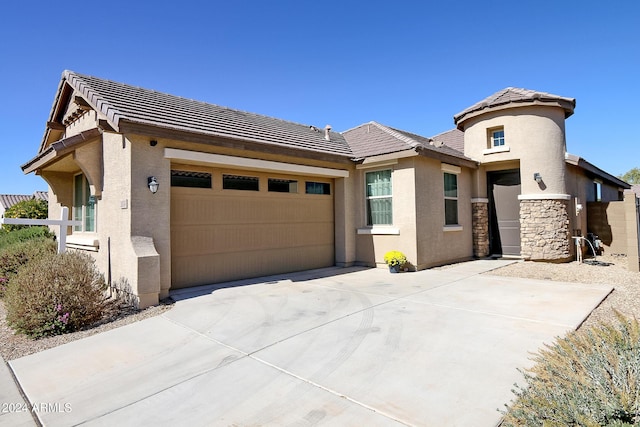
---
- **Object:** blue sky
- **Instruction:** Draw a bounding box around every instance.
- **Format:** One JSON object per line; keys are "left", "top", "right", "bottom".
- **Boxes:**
{"left": 1, "top": 1, "right": 638, "bottom": 194}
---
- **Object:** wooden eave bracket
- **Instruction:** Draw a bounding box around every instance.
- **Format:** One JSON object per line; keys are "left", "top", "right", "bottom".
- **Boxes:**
{"left": 73, "top": 96, "right": 92, "bottom": 110}
{"left": 98, "top": 119, "right": 116, "bottom": 132}
{"left": 47, "top": 121, "right": 65, "bottom": 131}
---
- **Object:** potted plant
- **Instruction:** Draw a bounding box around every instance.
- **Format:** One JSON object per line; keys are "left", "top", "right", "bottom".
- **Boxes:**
{"left": 383, "top": 250, "right": 407, "bottom": 273}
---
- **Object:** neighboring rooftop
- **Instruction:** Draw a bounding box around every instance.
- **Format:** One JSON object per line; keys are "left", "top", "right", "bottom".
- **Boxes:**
{"left": 45, "top": 71, "right": 353, "bottom": 158}
{"left": 631, "top": 184, "right": 640, "bottom": 196}
{"left": 454, "top": 87, "right": 576, "bottom": 127}
{"left": 0, "top": 191, "right": 48, "bottom": 211}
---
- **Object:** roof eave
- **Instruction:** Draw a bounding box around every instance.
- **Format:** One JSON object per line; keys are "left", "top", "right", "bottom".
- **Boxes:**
{"left": 118, "top": 120, "right": 354, "bottom": 164}
{"left": 565, "top": 154, "right": 630, "bottom": 189}
{"left": 22, "top": 128, "right": 102, "bottom": 174}
{"left": 454, "top": 99, "right": 576, "bottom": 129}
{"left": 415, "top": 145, "right": 478, "bottom": 169}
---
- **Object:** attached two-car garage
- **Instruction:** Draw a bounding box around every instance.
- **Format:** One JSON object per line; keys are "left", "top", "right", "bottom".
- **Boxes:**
{"left": 170, "top": 163, "right": 338, "bottom": 289}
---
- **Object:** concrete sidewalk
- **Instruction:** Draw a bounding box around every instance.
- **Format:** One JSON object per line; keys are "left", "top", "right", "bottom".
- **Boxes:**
{"left": 7, "top": 260, "right": 612, "bottom": 426}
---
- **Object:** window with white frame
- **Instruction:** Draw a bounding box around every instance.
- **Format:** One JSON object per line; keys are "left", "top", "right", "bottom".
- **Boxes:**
{"left": 366, "top": 169, "right": 392, "bottom": 225}
{"left": 593, "top": 180, "right": 602, "bottom": 202}
{"left": 444, "top": 172, "right": 458, "bottom": 225}
{"left": 490, "top": 128, "right": 505, "bottom": 147}
{"left": 73, "top": 173, "right": 95, "bottom": 232}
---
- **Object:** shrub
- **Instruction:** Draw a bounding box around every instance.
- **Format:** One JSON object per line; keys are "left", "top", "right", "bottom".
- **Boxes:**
{"left": 502, "top": 313, "right": 640, "bottom": 426}
{"left": 0, "top": 236, "right": 56, "bottom": 297}
{"left": 5, "top": 251, "right": 106, "bottom": 337}
{"left": 0, "top": 226, "right": 53, "bottom": 251}
{"left": 1, "top": 199, "right": 48, "bottom": 232}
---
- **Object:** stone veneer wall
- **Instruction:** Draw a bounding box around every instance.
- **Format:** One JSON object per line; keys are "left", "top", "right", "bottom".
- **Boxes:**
{"left": 520, "top": 198, "right": 571, "bottom": 261}
{"left": 472, "top": 201, "right": 490, "bottom": 258}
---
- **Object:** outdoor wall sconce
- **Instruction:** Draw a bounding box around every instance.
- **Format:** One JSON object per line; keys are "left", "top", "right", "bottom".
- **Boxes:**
{"left": 148, "top": 176, "right": 159, "bottom": 194}
{"left": 533, "top": 172, "right": 542, "bottom": 183}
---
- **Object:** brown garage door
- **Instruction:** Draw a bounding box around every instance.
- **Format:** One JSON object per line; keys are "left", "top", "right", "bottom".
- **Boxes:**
{"left": 170, "top": 169, "right": 334, "bottom": 289}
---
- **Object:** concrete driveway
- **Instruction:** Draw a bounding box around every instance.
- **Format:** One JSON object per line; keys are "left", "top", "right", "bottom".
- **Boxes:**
{"left": 7, "top": 260, "right": 612, "bottom": 426}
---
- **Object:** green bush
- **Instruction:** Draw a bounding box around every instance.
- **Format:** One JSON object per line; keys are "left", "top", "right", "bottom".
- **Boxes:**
{"left": 1, "top": 199, "right": 48, "bottom": 232}
{"left": 0, "top": 226, "right": 53, "bottom": 251}
{"left": 502, "top": 313, "right": 640, "bottom": 426}
{"left": 5, "top": 251, "right": 106, "bottom": 337}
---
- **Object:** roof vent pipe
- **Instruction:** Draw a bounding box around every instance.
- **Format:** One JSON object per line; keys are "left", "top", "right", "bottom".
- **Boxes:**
{"left": 324, "top": 125, "right": 332, "bottom": 141}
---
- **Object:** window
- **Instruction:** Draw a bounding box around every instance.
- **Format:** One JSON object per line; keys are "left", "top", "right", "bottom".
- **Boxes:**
{"left": 305, "top": 181, "right": 330, "bottom": 195}
{"left": 269, "top": 178, "right": 298, "bottom": 193}
{"left": 171, "top": 170, "right": 212, "bottom": 188}
{"left": 223, "top": 174, "right": 259, "bottom": 191}
{"left": 491, "top": 129, "right": 505, "bottom": 147}
{"left": 73, "top": 173, "right": 95, "bottom": 232}
{"left": 366, "top": 170, "right": 392, "bottom": 225}
{"left": 444, "top": 172, "right": 458, "bottom": 225}
{"left": 594, "top": 180, "right": 602, "bottom": 202}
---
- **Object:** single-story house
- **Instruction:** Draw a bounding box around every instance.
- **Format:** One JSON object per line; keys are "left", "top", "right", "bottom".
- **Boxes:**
{"left": 22, "top": 71, "right": 630, "bottom": 307}
{"left": 0, "top": 191, "right": 48, "bottom": 219}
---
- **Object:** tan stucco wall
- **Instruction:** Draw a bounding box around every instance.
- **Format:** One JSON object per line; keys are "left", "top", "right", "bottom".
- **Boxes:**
{"left": 354, "top": 156, "right": 473, "bottom": 269}
{"left": 415, "top": 157, "right": 473, "bottom": 268}
{"left": 463, "top": 105, "right": 568, "bottom": 196}
{"left": 354, "top": 157, "right": 417, "bottom": 268}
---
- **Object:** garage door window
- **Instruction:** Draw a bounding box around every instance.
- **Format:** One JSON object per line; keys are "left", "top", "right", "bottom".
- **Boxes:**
{"left": 171, "top": 170, "right": 212, "bottom": 188}
{"left": 223, "top": 174, "right": 259, "bottom": 191}
{"left": 306, "top": 182, "right": 330, "bottom": 195}
{"left": 268, "top": 178, "right": 298, "bottom": 193}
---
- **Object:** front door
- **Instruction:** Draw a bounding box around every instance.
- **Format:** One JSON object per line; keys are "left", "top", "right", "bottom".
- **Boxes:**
{"left": 488, "top": 170, "right": 521, "bottom": 256}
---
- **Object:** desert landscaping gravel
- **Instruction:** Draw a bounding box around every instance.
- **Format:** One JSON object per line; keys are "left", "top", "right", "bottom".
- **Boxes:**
{"left": 1, "top": 254, "right": 638, "bottom": 361}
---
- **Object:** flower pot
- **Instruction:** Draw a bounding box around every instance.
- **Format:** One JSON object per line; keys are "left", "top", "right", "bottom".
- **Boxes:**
{"left": 389, "top": 265, "right": 400, "bottom": 273}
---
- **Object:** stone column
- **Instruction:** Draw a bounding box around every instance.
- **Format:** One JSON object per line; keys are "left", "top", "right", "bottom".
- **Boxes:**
{"left": 519, "top": 197, "right": 571, "bottom": 261}
{"left": 471, "top": 198, "right": 490, "bottom": 258}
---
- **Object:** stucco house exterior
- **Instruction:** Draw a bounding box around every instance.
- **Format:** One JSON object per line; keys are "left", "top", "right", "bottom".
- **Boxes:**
{"left": 22, "top": 71, "right": 630, "bottom": 307}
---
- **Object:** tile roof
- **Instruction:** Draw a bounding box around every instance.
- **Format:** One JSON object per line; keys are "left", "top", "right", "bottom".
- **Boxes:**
{"left": 631, "top": 184, "right": 640, "bottom": 196}
{"left": 342, "top": 121, "right": 473, "bottom": 163}
{"left": 0, "top": 192, "right": 48, "bottom": 210}
{"left": 55, "top": 71, "right": 353, "bottom": 158}
{"left": 454, "top": 87, "right": 576, "bottom": 126}
{"left": 429, "top": 128, "right": 464, "bottom": 154}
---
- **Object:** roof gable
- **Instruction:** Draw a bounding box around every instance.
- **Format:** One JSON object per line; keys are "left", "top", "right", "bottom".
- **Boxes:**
{"left": 342, "top": 121, "right": 474, "bottom": 166}
{"left": 41, "top": 71, "right": 353, "bottom": 158}
{"left": 454, "top": 87, "right": 576, "bottom": 127}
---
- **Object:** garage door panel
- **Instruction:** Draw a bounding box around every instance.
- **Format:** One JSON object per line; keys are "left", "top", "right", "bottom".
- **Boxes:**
{"left": 171, "top": 222, "right": 334, "bottom": 256}
{"left": 172, "top": 194, "right": 332, "bottom": 225}
{"left": 171, "top": 175, "right": 335, "bottom": 288}
{"left": 172, "top": 244, "right": 334, "bottom": 288}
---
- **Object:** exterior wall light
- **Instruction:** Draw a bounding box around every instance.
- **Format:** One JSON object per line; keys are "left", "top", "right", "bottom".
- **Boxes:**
{"left": 148, "top": 176, "right": 159, "bottom": 194}
{"left": 533, "top": 172, "right": 542, "bottom": 183}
